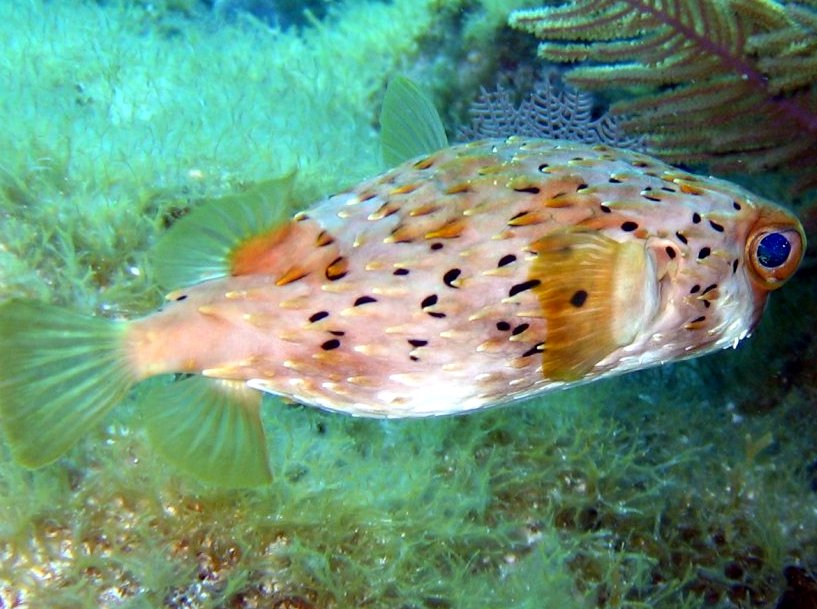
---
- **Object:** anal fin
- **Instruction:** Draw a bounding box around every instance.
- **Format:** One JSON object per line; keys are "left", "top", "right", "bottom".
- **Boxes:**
{"left": 141, "top": 376, "right": 271, "bottom": 487}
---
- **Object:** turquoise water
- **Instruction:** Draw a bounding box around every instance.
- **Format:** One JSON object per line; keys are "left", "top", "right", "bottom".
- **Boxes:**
{"left": 0, "top": 1, "right": 816, "bottom": 608}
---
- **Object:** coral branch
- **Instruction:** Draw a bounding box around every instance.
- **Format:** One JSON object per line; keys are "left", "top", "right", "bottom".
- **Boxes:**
{"left": 509, "top": 0, "right": 817, "bottom": 188}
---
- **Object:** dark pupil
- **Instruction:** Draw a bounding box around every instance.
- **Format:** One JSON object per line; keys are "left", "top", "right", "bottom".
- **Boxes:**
{"left": 757, "top": 233, "right": 791, "bottom": 268}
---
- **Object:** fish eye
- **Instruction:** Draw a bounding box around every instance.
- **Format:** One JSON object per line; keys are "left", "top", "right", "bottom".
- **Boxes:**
{"left": 756, "top": 232, "right": 791, "bottom": 268}
{"left": 746, "top": 226, "right": 804, "bottom": 290}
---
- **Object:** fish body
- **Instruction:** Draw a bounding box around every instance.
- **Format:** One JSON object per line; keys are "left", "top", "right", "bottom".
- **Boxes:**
{"left": 126, "top": 137, "right": 804, "bottom": 417}
{"left": 0, "top": 79, "right": 805, "bottom": 487}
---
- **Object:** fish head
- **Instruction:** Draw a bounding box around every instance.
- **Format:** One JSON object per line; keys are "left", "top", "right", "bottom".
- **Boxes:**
{"left": 576, "top": 166, "right": 807, "bottom": 375}
{"left": 641, "top": 184, "right": 806, "bottom": 362}
{"left": 717, "top": 195, "right": 805, "bottom": 335}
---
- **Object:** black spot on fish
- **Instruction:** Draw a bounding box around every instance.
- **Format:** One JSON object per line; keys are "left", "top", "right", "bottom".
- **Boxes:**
{"left": 690, "top": 284, "right": 701, "bottom": 294}
{"left": 576, "top": 183, "right": 589, "bottom": 191}
{"left": 702, "top": 284, "right": 717, "bottom": 295}
{"left": 511, "top": 323, "right": 530, "bottom": 336}
{"left": 393, "top": 268, "right": 410, "bottom": 276}
{"left": 661, "top": 186, "right": 677, "bottom": 193}
{"left": 421, "top": 295, "right": 438, "bottom": 308}
{"left": 692, "top": 212, "right": 701, "bottom": 224}
{"left": 354, "top": 295, "right": 377, "bottom": 306}
{"left": 430, "top": 242, "right": 444, "bottom": 251}
{"left": 428, "top": 311, "right": 446, "bottom": 319}
{"left": 443, "top": 268, "right": 461, "bottom": 288}
{"left": 509, "top": 279, "right": 541, "bottom": 297}
{"left": 665, "top": 246, "right": 677, "bottom": 259}
{"left": 410, "top": 355, "right": 419, "bottom": 361}
{"left": 329, "top": 330, "right": 345, "bottom": 336}
{"left": 642, "top": 194, "right": 661, "bottom": 202}
{"left": 408, "top": 339, "right": 428, "bottom": 348}
{"left": 321, "top": 338, "right": 341, "bottom": 351}
{"left": 309, "top": 311, "right": 329, "bottom": 323}
{"left": 522, "top": 342, "right": 545, "bottom": 357}
{"left": 496, "top": 321, "right": 511, "bottom": 332}
{"left": 509, "top": 211, "right": 529, "bottom": 224}
{"left": 537, "top": 163, "right": 549, "bottom": 172}
{"left": 174, "top": 294, "right": 188, "bottom": 301}
{"left": 498, "top": 254, "right": 517, "bottom": 267}
{"left": 676, "top": 231, "right": 688, "bottom": 245}
{"left": 570, "top": 289, "right": 588, "bottom": 308}
{"left": 513, "top": 185, "right": 541, "bottom": 194}
{"left": 709, "top": 220, "right": 725, "bottom": 232}
{"left": 600, "top": 204, "right": 612, "bottom": 214}
{"left": 690, "top": 315, "right": 706, "bottom": 324}
{"left": 732, "top": 259, "right": 739, "bottom": 273}
{"left": 733, "top": 201, "right": 742, "bottom": 210}
{"left": 621, "top": 221, "right": 638, "bottom": 232}
{"left": 698, "top": 247, "right": 711, "bottom": 260}
{"left": 609, "top": 177, "right": 622, "bottom": 184}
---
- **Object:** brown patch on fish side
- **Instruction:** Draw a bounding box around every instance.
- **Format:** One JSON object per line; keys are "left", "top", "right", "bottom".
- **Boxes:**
{"left": 230, "top": 223, "right": 298, "bottom": 275}
{"left": 369, "top": 200, "right": 402, "bottom": 220}
{"left": 409, "top": 202, "right": 440, "bottom": 217}
{"left": 425, "top": 218, "right": 466, "bottom": 240}
{"left": 541, "top": 193, "right": 598, "bottom": 208}
{"left": 390, "top": 182, "right": 421, "bottom": 196}
{"left": 413, "top": 156, "right": 435, "bottom": 170}
{"left": 275, "top": 266, "right": 309, "bottom": 286}
{"left": 444, "top": 183, "right": 472, "bottom": 195}
{"left": 385, "top": 223, "right": 416, "bottom": 244}
{"left": 325, "top": 256, "right": 349, "bottom": 281}
{"left": 315, "top": 230, "right": 335, "bottom": 247}
{"left": 508, "top": 211, "right": 547, "bottom": 226}
{"left": 230, "top": 220, "right": 334, "bottom": 279}
{"left": 529, "top": 231, "right": 652, "bottom": 381}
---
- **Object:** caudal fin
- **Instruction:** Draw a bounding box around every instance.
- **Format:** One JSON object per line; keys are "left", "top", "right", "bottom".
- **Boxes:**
{"left": 0, "top": 300, "right": 136, "bottom": 467}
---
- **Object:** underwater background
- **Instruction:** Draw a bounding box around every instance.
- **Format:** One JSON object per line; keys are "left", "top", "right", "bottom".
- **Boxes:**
{"left": 1, "top": 1, "right": 816, "bottom": 607}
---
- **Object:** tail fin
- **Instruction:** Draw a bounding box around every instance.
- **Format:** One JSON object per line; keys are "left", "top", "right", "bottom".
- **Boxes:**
{"left": 0, "top": 300, "right": 135, "bottom": 467}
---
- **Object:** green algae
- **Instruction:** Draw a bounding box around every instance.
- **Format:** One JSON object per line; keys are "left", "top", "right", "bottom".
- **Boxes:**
{"left": 1, "top": 1, "right": 816, "bottom": 608}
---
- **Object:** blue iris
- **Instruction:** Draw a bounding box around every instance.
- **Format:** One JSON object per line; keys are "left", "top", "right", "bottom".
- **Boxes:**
{"left": 756, "top": 232, "right": 791, "bottom": 268}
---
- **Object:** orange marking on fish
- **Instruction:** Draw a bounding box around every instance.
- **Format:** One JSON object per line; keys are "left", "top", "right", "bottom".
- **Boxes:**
{"left": 275, "top": 266, "right": 309, "bottom": 286}
{"left": 390, "top": 182, "right": 421, "bottom": 196}
{"left": 444, "top": 183, "right": 471, "bottom": 195}
{"left": 425, "top": 218, "right": 466, "bottom": 239}
{"left": 409, "top": 202, "right": 440, "bottom": 217}
{"left": 230, "top": 223, "right": 296, "bottom": 275}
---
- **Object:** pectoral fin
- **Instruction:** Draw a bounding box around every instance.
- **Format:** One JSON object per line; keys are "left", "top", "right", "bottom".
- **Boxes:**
{"left": 529, "top": 231, "right": 654, "bottom": 381}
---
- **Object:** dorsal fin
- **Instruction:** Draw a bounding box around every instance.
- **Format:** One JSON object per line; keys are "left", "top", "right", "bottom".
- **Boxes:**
{"left": 380, "top": 76, "right": 448, "bottom": 167}
{"left": 152, "top": 172, "right": 297, "bottom": 289}
{"left": 529, "top": 231, "right": 655, "bottom": 381}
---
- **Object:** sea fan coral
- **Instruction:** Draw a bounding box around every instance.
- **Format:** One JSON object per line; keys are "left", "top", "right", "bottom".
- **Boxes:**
{"left": 459, "top": 77, "right": 645, "bottom": 150}
{"left": 509, "top": 0, "right": 817, "bottom": 188}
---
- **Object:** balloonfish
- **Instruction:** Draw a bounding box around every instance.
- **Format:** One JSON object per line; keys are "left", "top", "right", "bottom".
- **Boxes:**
{"left": 0, "top": 79, "right": 805, "bottom": 487}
